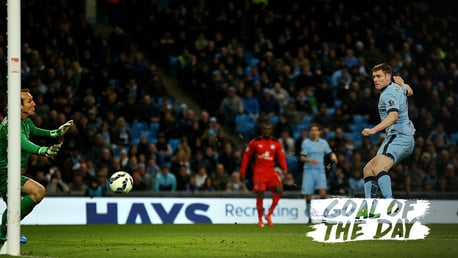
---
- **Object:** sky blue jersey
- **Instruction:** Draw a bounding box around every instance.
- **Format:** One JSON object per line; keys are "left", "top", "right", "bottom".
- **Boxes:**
{"left": 378, "top": 83, "right": 415, "bottom": 136}
{"left": 300, "top": 138, "right": 331, "bottom": 170}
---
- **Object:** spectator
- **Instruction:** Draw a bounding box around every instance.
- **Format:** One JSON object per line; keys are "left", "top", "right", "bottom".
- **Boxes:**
{"left": 155, "top": 133, "right": 173, "bottom": 165}
{"left": 282, "top": 173, "right": 297, "bottom": 191}
{"left": 348, "top": 169, "right": 365, "bottom": 197}
{"left": 85, "top": 177, "right": 105, "bottom": 197}
{"left": 211, "top": 163, "right": 230, "bottom": 191}
{"left": 226, "top": 172, "right": 248, "bottom": 193}
{"left": 242, "top": 87, "right": 260, "bottom": 119}
{"left": 185, "top": 175, "right": 199, "bottom": 193}
{"left": 199, "top": 177, "right": 215, "bottom": 192}
{"left": 329, "top": 167, "right": 349, "bottom": 195}
{"left": 176, "top": 164, "right": 191, "bottom": 191}
{"left": 216, "top": 142, "right": 238, "bottom": 176}
{"left": 145, "top": 157, "right": 160, "bottom": 179}
{"left": 111, "top": 117, "right": 132, "bottom": 148}
{"left": 68, "top": 172, "right": 88, "bottom": 196}
{"left": 153, "top": 165, "right": 177, "bottom": 192}
{"left": 132, "top": 168, "right": 149, "bottom": 191}
{"left": 218, "top": 86, "right": 244, "bottom": 128}
{"left": 269, "top": 82, "right": 290, "bottom": 109}
{"left": 312, "top": 103, "right": 333, "bottom": 130}
{"left": 405, "top": 163, "right": 427, "bottom": 194}
{"left": 258, "top": 88, "right": 281, "bottom": 116}
{"left": 295, "top": 87, "right": 317, "bottom": 116}
{"left": 195, "top": 166, "right": 208, "bottom": 189}
{"left": 279, "top": 130, "right": 295, "bottom": 157}
{"left": 426, "top": 122, "right": 450, "bottom": 150}
{"left": 170, "top": 150, "right": 191, "bottom": 178}
{"left": 138, "top": 94, "right": 161, "bottom": 124}
{"left": 46, "top": 167, "right": 70, "bottom": 195}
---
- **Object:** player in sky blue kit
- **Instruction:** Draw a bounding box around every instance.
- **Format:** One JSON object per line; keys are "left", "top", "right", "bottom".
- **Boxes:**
{"left": 299, "top": 123, "right": 337, "bottom": 224}
{"left": 361, "top": 63, "right": 415, "bottom": 199}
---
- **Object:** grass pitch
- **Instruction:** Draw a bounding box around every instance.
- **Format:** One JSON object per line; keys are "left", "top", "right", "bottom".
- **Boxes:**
{"left": 1, "top": 224, "right": 457, "bottom": 257}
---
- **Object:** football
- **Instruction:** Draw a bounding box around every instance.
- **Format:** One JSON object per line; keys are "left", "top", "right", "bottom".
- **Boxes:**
{"left": 109, "top": 171, "right": 134, "bottom": 194}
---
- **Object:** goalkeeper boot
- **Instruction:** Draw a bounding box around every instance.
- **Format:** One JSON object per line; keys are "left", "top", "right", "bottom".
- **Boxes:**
{"left": 20, "top": 233, "right": 28, "bottom": 244}
{"left": 265, "top": 214, "right": 273, "bottom": 227}
{"left": 0, "top": 227, "right": 6, "bottom": 243}
{"left": 0, "top": 225, "right": 28, "bottom": 244}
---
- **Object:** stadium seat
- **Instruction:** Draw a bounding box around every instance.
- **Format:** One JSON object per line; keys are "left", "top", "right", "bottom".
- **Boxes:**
{"left": 236, "top": 122, "right": 257, "bottom": 139}
{"left": 169, "top": 56, "right": 178, "bottom": 75}
{"left": 269, "top": 115, "right": 279, "bottom": 125}
{"left": 302, "top": 115, "right": 312, "bottom": 125}
{"left": 349, "top": 124, "right": 365, "bottom": 133}
{"left": 293, "top": 123, "right": 309, "bottom": 135}
{"left": 156, "top": 96, "right": 175, "bottom": 106}
{"left": 352, "top": 115, "right": 367, "bottom": 125}
{"left": 150, "top": 122, "right": 160, "bottom": 138}
{"left": 140, "top": 130, "right": 152, "bottom": 139}
{"left": 286, "top": 156, "right": 299, "bottom": 180}
{"left": 250, "top": 58, "right": 259, "bottom": 67}
{"left": 131, "top": 122, "right": 148, "bottom": 140}
{"left": 132, "top": 136, "right": 140, "bottom": 146}
{"left": 293, "top": 131, "right": 301, "bottom": 141}
{"left": 235, "top": 114, "right": 253, "bottom": 124}
{"left": 169, "top": 138, "right": 181, "bottom": 153}
{"left": 243, "top": 50, "right": 255, "bottom": 62}
{"left": 131, "top": 122, "right": 148, "bottom": 132}
{"left": 450, "top": 133, "right": 458, "bottom": 145}
{"left": 369, "top": 132, "right": 381, "bottom": 142}
{"left": 325, "top": 131, "right": 335, "bottom": 140}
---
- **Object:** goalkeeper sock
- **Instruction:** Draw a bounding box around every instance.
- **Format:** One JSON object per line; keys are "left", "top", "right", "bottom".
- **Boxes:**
{"left": 0, "top": 196, "right": 35, "bottom": 239}
{"left": 21, "top": 195, "right": 37, "bottom": 219}
{"left": 1, "top": 210, "right": 6, "bottom": 235}
{"left": 256, "top": 197, "right": 264, "bottom": 222}
{"left": 376, "top": 172, "right": 393, "bottom": 198}
{"left": 268, "top": 193, "right": 281, "bottom": 215}
{"left": 364, "top": 176, "right": 376, "bottom": 198}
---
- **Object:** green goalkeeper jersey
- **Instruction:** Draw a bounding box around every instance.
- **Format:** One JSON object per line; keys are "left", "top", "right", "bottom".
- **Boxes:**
{"left": 0, "top": 116, "right": 53, "bottom": 174}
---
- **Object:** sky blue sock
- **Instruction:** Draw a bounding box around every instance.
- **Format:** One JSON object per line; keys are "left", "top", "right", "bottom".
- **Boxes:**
{"left": 364, "top": 176, "right": 376, "bottom": 198}
{"left": 377, "top": 172, "right": 393, "bottom": 198}
{"left": 305, "top": 201, "right": 311, "bottom": 218}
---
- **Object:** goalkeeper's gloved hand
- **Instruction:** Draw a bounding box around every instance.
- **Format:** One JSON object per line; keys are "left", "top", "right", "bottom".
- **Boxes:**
{"left": 51, "top": 120, "right": 74, "bottom": 137}
{"left": 37, "top": 143, "right": 62, "bottom": 158}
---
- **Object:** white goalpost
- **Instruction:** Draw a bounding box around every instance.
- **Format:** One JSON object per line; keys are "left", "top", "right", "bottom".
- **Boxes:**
{"left": 0, "top": 0, "right": 23, "bottom": 255}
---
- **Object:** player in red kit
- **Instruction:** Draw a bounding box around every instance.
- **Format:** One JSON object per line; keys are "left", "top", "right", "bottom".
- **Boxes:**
{"left": 240, "top": 121, "right": 288, "bottom": 228}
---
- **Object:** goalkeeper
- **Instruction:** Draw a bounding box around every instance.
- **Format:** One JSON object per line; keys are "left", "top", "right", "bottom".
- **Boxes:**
{"left": 0, "top": 89, "right": 73, "bottom": 244}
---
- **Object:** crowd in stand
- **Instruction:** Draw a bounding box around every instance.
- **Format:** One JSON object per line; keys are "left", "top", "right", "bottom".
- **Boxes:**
{"left": 0, "top": 0, "right": 456, "bottom": 197}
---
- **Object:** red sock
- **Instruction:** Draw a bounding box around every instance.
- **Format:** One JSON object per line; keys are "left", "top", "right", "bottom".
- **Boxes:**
{"left": 256, "top": 197, "right": 264, "bottom": 221}
{"left": 268, "top": 193, "right": 281, "bottom": 215}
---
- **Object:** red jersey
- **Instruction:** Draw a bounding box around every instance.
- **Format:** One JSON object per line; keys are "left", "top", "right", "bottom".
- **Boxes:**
{"left": 240, "top": 136, "right": 287, "bottom": 178}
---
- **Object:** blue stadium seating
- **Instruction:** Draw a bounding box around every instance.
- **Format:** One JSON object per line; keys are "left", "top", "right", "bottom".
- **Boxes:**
{"left": 302, "top": 115, "right": 312, "bottom": 124}
{"left": 235, "top": 114, "right": 253, "bottom": 124}
{"left": 169, "top": 138, "right": 181, "bottom": 153}
{"left": 150, "top": 122, "right": 160, "bottom": 138}
{"left": 236, "top": 122, "right": 257, "bottom": 139}
{"left": 352, "top": 115, "right": 367, "bottom": 125}
{"left": 450, "top": 133, "right": 458, "bottom": 145}
{"left": 269, "top": 115, "right": 279, "bottom": 125}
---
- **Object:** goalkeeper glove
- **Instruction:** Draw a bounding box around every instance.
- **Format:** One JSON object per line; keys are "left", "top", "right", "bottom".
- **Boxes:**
{"left": 37, "top": 143, "right": 62, "bottom": 158}
{"left": 51, "top": 120, "right": 74, "bottom": 137}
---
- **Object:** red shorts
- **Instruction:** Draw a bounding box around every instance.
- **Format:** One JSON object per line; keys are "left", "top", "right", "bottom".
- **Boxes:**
{"left": 252, "top": 172, "right": 282, "bottom": 193}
